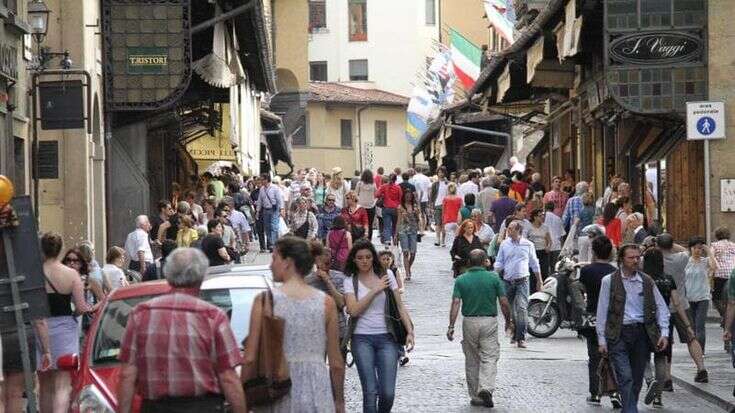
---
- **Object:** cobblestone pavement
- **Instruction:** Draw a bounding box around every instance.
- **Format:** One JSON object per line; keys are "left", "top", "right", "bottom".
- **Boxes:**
{"left": 340, "top": 232, "right": 725, "bottom": 412}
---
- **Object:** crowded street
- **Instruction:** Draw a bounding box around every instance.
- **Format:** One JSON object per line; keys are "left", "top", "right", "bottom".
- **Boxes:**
{"left": 2, "top": 0, "right": 735, "bottom": 412}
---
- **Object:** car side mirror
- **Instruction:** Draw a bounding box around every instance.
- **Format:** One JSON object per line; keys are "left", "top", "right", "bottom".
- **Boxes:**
{"left": 57, "top": 353, "right": 79, "bottom": 371}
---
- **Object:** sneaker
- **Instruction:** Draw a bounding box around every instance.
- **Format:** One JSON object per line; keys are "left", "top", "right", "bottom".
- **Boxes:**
{"left": 644, "top": 380, "right": 659, "bottom": 405}
{"left": 517, "top": 341, "right": 527, "bottom": 348}
{"left": 478, "top": 390, "right": 494, "bottom": 408}
{"left": 694, "top": 369, "right": 709, "bottom": 383}
{"left": 434, "top": 242, "right": 440, "bottom": 246}
{"left": 652, "top": 395, "right": 663, "bottom": 408}
{"left": 662, "top": 380, "right": 673, "bottom": 392}
{"left": 470, "top": 399, "right": 484, "bottom": 406}
{"left": 586, "top": 395, "right": 601, "bottom": 405}
{"left": 610, "top": 393, "right": 622, "bottom": 409}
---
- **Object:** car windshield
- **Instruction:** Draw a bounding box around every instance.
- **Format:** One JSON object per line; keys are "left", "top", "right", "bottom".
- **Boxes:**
{"left": 91, "top": 287, "right": 264, "bottom": 365}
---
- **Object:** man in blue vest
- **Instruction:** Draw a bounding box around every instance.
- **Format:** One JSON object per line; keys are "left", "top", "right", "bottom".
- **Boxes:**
{"left": 596, "top": 244, "right": 670, "bottom": 412}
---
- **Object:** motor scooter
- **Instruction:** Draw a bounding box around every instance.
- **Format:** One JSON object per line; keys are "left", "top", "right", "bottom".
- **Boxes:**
{"left": 527, "top": 254, "right": 582, "bottom": 338}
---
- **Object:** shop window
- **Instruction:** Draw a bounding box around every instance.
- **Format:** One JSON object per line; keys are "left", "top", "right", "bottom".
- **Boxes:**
{"left": 310, "top": 61, "right": 328, "bottom": 82}
{"left": 38, "top": 141, "right": 59, "bottom": 179}
{"left": 309, "top": 0, "right": 326, "bottom": 33}
{"left": 425, "top": 0, "right": 435, "bottom": 25}
{"left": 375, "top": 120, "right": 387, "bottom": 146}
{"left": 349, "top": 59, "right": 368, "bottom": 81}
{"left": 14, "top": 137, "right": 24, "bottom": 193}
{"left": 340, "top": 119, "right": 353, "bottom": 148}
{"left": 292, "top": 112, "right": 309, "bottom": 147}
{"left": 674, "top": 0, "right": 705, "bottom": 26}
{"left": 348, "top": 0, "right": 367, "bottom": 42}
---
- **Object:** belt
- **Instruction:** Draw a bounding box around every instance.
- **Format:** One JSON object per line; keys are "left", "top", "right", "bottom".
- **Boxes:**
{"left": 622, "top": 322, "right": 645, "bottom": 328}
{"left": 504, "top": 276, "right": 528, "bottom": 284}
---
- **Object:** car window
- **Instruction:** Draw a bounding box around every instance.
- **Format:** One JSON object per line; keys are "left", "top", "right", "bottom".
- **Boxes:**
{"left": 200, "top": 287, "right": 264, "bottom": 346}
{"left": 92, "top": 295, "right": 159, "bottom": 365}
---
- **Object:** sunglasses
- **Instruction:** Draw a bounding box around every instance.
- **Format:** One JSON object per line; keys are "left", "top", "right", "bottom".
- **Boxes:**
{"left": 65, "top": 258, "right": 80, "bottom": 263}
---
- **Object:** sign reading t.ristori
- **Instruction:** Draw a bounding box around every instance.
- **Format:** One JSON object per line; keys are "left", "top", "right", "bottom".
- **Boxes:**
{"left": 126, "top": 47, "right": 169, "bottom": 74}
{"left": 609, "top": 31, "right": 702, "bottom": 65}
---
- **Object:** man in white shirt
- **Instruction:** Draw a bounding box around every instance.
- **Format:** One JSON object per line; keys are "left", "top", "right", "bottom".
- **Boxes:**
{"left": 125, "top": 215, "right": 154, "bottom": 278}
{"left": 430, "top": 166, "right": 449, "bottom": 246}
{"left": 509, "top": 156, "right": 526, "bottom": 174}
{"left": 458, "top": 171, "right": 480, "bottom": 202}
{"left": 477, "top": 177, "right": 499, "bottom": 223}
{"left": 411, "top": 167, "right": 432, "bottom": 232}
{"left": 543, "top": 202, "right": 566, "bottom": 274}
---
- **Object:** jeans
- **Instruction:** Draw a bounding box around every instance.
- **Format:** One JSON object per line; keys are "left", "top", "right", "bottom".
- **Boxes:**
{"left": 352, "top": 334, "right": 401, "bottom": 413}
{"left": 503, "top": 278, "right": 529, "bottom": 342}
{"left": 581, "top": 327, "right": 601, "bottom": 396}
{"left": 688, "top": 300, "right": 709, "bottom": 353}
{"left": 382, "top": 208, "right": 397, "bottom": 244}
{"left": 366, "top": 207, "right": 376, "bottom": 241}
{"left": 262, "top": 208, "right": 279, "bottom": 249}
{"left": 255, "top": 216, "right": 266, "bottom": 250}
{"left": 608, "top": 324, "right": 651, "bottom": 413}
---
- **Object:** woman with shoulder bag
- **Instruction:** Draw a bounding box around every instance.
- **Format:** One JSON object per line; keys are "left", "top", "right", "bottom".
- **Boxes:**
{"left": 328, "top": 216, "right": 352, "bottom": 271}
{"left": 342, "top": 191, "right": 369, "bottom": 241}
{"left": 244, "top": 236, "right": 346, "bottom": 413}
{"left": 343, "top": 240, "right": 415, "bottom": 413}
{"left": 356, "top": 170, "right": 377, "bottom": 241}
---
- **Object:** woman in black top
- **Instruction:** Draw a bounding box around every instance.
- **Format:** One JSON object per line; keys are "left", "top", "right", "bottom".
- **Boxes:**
{"left": 642, "top": 247, "right": 707, "bottom": 403}
{"left": 449, "top": 219, "right": 483, "bottom": 278}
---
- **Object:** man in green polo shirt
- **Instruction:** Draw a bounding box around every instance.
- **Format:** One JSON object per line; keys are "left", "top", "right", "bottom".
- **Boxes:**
{"left": 447, "top": 249, "right": 512, "bottom": 408}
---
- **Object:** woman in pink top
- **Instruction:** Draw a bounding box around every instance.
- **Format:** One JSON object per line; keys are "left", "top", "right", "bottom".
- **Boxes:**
{"left": 376, "top": 174, "right": 403, "bottom": 245}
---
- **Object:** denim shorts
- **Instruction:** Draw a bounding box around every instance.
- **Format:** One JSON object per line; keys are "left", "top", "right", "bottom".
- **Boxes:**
{"left": 399, "top": 232, "right": 417, "bottom": 253}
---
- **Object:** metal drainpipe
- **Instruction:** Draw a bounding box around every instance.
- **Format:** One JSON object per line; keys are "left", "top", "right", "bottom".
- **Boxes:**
{"left": 356, "top": 105, "right": 368, "bottom": 171}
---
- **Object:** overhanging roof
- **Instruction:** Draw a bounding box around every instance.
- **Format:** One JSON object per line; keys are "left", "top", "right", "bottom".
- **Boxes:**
{"left": 309, "top": 82, "right": 409, "bottom": 106}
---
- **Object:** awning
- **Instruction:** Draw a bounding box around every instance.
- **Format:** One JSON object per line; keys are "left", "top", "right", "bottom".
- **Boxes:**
{"left": 260, "top": 109, "right": 293, "bottom": 168}
{"left": 636, "top": 125, "right": 686, "bottom": 167}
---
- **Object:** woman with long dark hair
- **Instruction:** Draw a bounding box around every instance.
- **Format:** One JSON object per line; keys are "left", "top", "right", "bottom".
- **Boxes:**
{"left": 642, "top": 247, "right": 708, "bottom": 406}
{"left": 599, "top": 202, "right": 622, "bottom": 247}
{"left": 397, "top": 189, "right": 421, "bottom": 281}
{"left": 356, "top": 169, "right": 377, "bottom": 240}
{"left": 343, "top": 240, "right": 414, "bottom": 413}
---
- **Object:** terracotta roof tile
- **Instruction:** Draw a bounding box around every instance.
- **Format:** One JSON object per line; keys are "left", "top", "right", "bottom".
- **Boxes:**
{"left": 308, "top": 82, "right": 409, "bottom": 106}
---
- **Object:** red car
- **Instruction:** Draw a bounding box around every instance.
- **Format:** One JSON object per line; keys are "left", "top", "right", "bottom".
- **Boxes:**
{"left": 62, "top": 265, "right": 273, "bottom": 412}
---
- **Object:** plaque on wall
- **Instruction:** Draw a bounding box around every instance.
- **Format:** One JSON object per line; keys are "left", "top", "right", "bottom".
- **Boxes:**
{"left": 102, "top": 0, "right": 192, "bottom": 111}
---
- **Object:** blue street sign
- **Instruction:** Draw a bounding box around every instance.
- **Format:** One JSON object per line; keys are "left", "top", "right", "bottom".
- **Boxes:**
{"left": 696, "top": 116, "right": 715, "bottom": 136}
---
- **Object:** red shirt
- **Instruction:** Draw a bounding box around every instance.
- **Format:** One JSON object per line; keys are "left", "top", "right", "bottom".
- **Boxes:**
{"left": 376, "top": 183, "right": 403, "bottom": 209}
{"left": 374, "top": 175, "right": 383, "bottom": 189}
{"left": 599, "top": 218, "right": 622, "bottom": 247}
{"left": 511, "top": 181, "right": 529, "bottom": 201}
{"left": 543, "top": 190, "right": 569, "bottom": 217}
{"left": 119, "top": 290, "right": 243, "bottom": 400}
{"left": 442, "top": 196, "right": 462, "bottom": 225}
{"left": 342, "top": 206, "right": 368, "bottom": 230}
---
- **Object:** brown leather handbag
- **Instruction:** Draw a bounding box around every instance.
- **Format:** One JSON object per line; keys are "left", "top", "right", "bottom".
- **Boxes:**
{"left": 597, "top": 355, "right": 618, "bottom": 396}
{"left": 242, "top": 291, "right": 291, "bottom": 406}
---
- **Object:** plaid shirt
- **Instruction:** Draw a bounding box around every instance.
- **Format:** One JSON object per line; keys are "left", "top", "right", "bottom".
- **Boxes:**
{"left": 562, "top": 195, "right": 583, "bottom": 229}
{"left": 712, "top": 240, "right": 735, "bottom": 279}
{"left": 119, "top": 290, "right": 242, "bottom": 400}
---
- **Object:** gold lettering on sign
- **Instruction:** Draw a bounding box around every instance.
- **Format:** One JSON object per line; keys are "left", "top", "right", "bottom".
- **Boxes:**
{"left": 127, "top": 55, "right": 168, "bottom": 66}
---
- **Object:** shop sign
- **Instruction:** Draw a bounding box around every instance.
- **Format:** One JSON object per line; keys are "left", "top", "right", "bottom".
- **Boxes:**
{"left": 609, "top": 32, "right": 702, "bottom": 65}
{"left": 686, "top": 101, "right": 725, "bottom": 140}
{"left": 0, "top": 43, "right": 18, "bottom": 81}
{"left": 126, "top": 47, "right": 169, "bottom": 74}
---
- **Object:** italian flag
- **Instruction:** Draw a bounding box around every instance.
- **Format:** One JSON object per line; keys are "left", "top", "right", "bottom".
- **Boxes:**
{"left": 450, "top": 29, "right": 482, "bottom": 89}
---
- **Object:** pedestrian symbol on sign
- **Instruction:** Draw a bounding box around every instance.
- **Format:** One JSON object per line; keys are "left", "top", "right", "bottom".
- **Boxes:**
{"left": 696, "top": 116, "right": 715, "bottom": 136}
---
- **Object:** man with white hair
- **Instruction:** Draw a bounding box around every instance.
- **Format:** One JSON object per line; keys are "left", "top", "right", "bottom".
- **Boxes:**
{"left": 562, "top": 181, "right": 589, "bottom": 231}
{"left": 509, "top": 156, "right": 525, "bottom": 174}
{"left": 118, "top": 248, "right": 246, "bottom": 413}
{"left": 628, "top": 212, "right": 649, "bottom": 244}
{"left": 124, "top": 215, "right": 154, "bottom": 278}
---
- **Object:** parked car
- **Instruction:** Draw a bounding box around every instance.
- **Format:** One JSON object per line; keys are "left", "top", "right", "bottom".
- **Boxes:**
{"left": 65, "top": 265, "right": 273, "bottom": 413}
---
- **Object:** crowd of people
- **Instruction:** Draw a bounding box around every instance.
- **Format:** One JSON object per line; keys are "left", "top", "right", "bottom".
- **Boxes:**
{"left": 4, "top": 159, "right": 735, "bottom": 413}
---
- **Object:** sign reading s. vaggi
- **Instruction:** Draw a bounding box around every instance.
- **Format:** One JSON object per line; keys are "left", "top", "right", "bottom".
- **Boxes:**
{"left": 126, "top": 47, "right": 169, "bottom": 74}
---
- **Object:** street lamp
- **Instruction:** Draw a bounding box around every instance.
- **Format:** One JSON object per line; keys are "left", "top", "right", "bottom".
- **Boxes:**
{"left": 27, "top": 0, "right": 50, "bottom": 43}
{"left": 27, "top": 0, "right": 71, "bottom": 70}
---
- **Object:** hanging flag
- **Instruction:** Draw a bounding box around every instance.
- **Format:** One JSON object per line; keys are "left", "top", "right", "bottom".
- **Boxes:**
{"left": 450, "top": 29, "right": 482, "bottom": 89}
{"left": 483, "top": 0, "right": 516, "bottom": 43}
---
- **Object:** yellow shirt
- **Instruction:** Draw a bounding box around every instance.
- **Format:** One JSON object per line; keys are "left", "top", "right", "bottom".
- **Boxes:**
{"left": 176, "top": 228, "right": 199, "bottom": 248}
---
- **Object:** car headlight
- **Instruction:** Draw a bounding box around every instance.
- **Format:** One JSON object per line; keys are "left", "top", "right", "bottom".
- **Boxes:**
{"left": 78, "top": 385, "right": 114, "bottom": 413}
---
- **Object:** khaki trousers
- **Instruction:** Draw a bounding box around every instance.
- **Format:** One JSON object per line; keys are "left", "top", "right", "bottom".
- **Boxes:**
{"left": 461, "top": 316, "right": 500, "bottom": 399}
